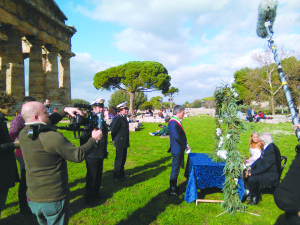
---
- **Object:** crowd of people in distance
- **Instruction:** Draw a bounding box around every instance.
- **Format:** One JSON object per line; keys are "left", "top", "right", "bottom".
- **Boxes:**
{"left": 246, "top": 107, "right": 273, "bottom": 123}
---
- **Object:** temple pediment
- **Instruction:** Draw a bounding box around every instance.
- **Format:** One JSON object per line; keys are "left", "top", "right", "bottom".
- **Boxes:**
{"left": 24, "top": 0, "right": 68, "bottom": 22}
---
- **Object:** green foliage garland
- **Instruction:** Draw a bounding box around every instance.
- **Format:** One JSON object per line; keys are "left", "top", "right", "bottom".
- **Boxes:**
{"left": 213, "top": 85, "right": 247, "bottom": 214}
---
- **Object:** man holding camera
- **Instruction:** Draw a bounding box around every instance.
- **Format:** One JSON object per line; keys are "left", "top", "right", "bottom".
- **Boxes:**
{"left": 111, "top": 102, "right": 130, "bottom": 181}
{"left": 19, "top": 101, "right": 102, "bottom": 225}
{"left": 80, "top": 99, "right": 108, "bottom": 206}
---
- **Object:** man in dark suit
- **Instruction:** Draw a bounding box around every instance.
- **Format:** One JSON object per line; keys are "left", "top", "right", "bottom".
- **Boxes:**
{"left": 168, "top": 105, "right": 190, "bottom": 196}
{"left": 246, "top": 132, "right": 281, "bottom": 205}
{"left": 111, "top": 103, "right": 130, "bottom": 181}
{"left": 274, "top": 124, "right": 300, "bottom": 224}
{"left": 80, "top": 99, "right": 108, "bottom": 206}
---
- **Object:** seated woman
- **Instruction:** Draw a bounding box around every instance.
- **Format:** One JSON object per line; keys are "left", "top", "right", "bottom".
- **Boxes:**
{"left": 245, "top": 131, "right": 262, "bottom": 168}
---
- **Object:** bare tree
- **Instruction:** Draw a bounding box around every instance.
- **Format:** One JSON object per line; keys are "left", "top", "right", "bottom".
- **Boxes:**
{"left": 251, "top": 46, "right": 296, "bottom": 115}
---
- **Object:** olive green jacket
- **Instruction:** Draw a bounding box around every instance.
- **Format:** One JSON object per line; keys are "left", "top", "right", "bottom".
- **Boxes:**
{"left": 19, "top": 109, "right": 96, "bottom": 203}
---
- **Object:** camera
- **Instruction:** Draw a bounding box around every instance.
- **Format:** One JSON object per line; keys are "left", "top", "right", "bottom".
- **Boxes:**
{"left": 56, "top": 103, "right": 103, "bottom": 132}
{"left": 68, "top": 103, "right": 103, "bottom": 130}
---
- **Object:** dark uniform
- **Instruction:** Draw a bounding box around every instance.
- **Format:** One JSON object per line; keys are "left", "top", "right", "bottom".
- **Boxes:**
{"left": 80, "top": 114, "right": 108, "bottom": 204}
{"left": 0, "top": 112, "right": 17, "bottom": 214}
{"left": 111, "top": 114, "right": 130, "bottom": 180}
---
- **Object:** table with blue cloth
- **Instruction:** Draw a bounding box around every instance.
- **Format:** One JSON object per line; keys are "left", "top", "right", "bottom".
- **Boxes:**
{"left": 184, "top": 153, "right": 245, "bottom": 203}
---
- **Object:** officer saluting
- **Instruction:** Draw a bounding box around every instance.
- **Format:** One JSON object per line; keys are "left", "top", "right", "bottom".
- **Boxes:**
{"left": 80, "top": 98, "right": 108, "bottom": 206}
{"left": 111, "top": 102, "right": 130, "bottom": 181}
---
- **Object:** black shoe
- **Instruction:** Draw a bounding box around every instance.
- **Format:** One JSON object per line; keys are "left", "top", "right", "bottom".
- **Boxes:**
{"left": 247, "top": 196, "right": 262, "bottom": 205}
{"left": 95, "top": 193, "right": 108, "bottom": 200}
{"left": 169, "top": 190, "right": 180, "bottom": 196}
{"left": 114, "top": 176, "right": 126, "bottom": 181}
{"left": 85, "top": 199, "right": 99, "bottom": 207}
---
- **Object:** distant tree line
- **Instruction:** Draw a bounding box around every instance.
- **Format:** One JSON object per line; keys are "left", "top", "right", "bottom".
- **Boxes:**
{"left": 232, "top": 53, "right": 300, "bottom": 115}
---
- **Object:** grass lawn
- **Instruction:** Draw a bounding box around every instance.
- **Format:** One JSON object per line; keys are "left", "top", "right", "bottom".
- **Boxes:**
{"left": 1, "top": 114, "right": 297, "bottom": 224}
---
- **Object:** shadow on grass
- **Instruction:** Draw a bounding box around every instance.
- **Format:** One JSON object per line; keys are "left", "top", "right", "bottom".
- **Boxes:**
{"left": 0, "top": 212, "right": 38, "bottom": 225}
{"left": 105, "top": 155, "right": 172, "bottom": 178}
{"left": 274, "top": 213, "right": 286, "bottom": 225}
{"left": 2, "top": 200, "right": 18, "bottom": 211}
{"left": 116, "top": 181, "right": 187, "bottom": 225}
{"left": 198, "top": 187, "right": 223, "bottom": 199}
{"left": 68, "top": 156, "right": 172, "bottom": 217}
{"left": 0, "top": 156, "right": 173, "bottom": 224}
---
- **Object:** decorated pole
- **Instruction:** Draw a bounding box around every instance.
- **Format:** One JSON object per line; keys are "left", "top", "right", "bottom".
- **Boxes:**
{"left": 213, "top": 85, "right": 247, "bottom": 214}
{"left": 264, "top": 22, "right": 300, "bottom": 142}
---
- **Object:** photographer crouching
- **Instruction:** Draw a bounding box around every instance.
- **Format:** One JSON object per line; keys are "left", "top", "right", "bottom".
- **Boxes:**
{"left": 19, "top": 101, "right": 102, "bottom": 225}
{"left": 79, "top": 98, "right": 108, "bottom": 206}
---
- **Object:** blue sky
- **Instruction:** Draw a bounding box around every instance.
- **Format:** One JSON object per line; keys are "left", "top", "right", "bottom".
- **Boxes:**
{"left": 54, "top": 0, "right": 300, "bottom": 105}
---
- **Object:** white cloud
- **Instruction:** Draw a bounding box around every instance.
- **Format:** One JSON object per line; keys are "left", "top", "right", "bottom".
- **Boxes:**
{"left": 66, "top": 0, "right": 300, "bottom": 104}
{"left": 70, "top": 53, "right": 116, "bottom": 103}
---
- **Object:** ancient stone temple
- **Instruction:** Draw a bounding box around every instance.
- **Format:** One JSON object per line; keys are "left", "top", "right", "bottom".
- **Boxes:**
{"left": 0, "top": 0, "right": 76, "bottom": 105}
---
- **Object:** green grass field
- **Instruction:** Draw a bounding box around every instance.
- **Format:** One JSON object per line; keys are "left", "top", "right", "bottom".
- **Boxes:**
{"left": 1, "top": 114, "right": 297, "bottom": 224}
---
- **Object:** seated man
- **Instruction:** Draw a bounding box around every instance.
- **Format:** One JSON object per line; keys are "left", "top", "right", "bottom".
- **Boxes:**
{"left": 245, "top": 132, "right": 281, "bottom": 205}
{"left": 149, "top": 124, "right": 168, "bottom": 136}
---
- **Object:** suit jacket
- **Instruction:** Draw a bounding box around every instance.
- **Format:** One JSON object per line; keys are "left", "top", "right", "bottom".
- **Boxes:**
{"left": 111, "top": 115, "right": 130, "bottom": 148}
{"left": 168, "top": 118, "right": 187, "bottom": 154}
{"left": 251, "top": 143, "right": 281, "bottom": 186}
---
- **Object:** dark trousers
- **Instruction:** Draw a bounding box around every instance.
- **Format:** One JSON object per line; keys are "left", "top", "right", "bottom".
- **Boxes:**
{"left": 16, "top": 156, "right": 28, "bottom": 211}
{"left": 247, "top": 175, "right": 261, "bottom": 197}
{"left": 274, "top": 152, "right": 300, "bottom": 224}
{"left": 114, "top": 147, "right": 127, "bottom": 177}
{"left": 85, "top": 157, "right": 104, "bottom": 200}
{"left": 170, "top": 153, "right": 183, "bottom": 182}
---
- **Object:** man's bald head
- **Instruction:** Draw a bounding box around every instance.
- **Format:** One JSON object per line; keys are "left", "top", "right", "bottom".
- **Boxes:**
{"left": 22, "top": 101, "right": 49, "bottom": 124}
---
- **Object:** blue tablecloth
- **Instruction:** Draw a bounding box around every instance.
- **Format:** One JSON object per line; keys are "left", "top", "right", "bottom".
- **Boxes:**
{"left": 184, "top": 153, "right": 245, "bottom": 203}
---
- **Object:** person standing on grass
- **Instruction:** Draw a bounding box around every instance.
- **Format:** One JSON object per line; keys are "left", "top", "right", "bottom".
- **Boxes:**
{"left": 274, "top": 123, "right": 300, "bottom": 224}
{"left": 0, "top": 93, "right": 19, "bottom": 218}
{"left": 9, "top": 96, "right": 36, "bottom": 216}
{"left": 111, "top": 102, "right": 130, "bottom": 181}
{"left": 168, "top": 105, "right": 190, "bottom": 196}
{"left": 80, "top": 99, "right": 108, "bottom": 206}
{"left": 43, "top": 98, "right": 53, "bottom": 114}
{"left": 19, "top": 101, "right": 102, "bottom": 225}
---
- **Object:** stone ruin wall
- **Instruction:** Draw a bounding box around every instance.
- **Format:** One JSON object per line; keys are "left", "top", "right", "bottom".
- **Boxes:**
{"left": 0, "top": 0, "right": 76, "bottom": 106}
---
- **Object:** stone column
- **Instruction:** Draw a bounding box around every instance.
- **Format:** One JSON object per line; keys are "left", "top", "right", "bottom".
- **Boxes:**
{"left": 27, "top": 36, "right": 44, "bottom": 102}
{"left": 5, "top": 29, "right": 25, "bottom": 101}
{"left": 0, "top": 41, "right": 7, "bottom": 92}
{"left": 44, "top": 45, "right": 59, "bottom": 103}
{"left": 59, "top": 52, "right": 75, "bottom": 105}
